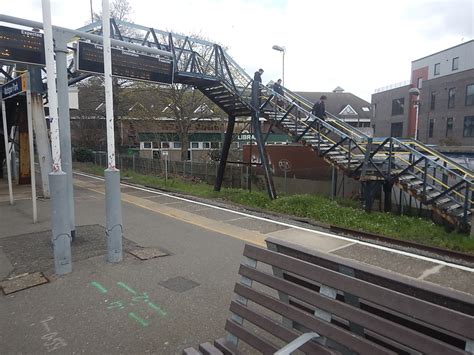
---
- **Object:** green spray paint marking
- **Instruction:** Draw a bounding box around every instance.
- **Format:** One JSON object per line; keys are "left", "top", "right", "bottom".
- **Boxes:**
{"left": 128, "top": 312, "right": 149, "bottom": 327}
{"left": 90, "top": 281, "right": 108, "bottom": 294}
{"left": 146, "top": 301, "right": 167, "bottom": 316}
{"left": 117, "top": 282, "right": 137, "bottom": 295}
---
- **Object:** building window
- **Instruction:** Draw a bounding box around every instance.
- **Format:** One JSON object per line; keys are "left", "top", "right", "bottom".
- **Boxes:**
{"left": 173, "top": 142, "right": 182, "bottom": 149}
{"left": 466, "top": 84, "right": 474, "bottom": 106}
{"left": 390, "top": 122, "right": 403, "bottom": 137}
{"left": 446, "top": 117, "right": 453, "bottom": 137}
{"left": 203, "top": 142, "right": 211, "bottom": 149}
{"left": 391, "top": 98, "right": 404, "bottom": 116}
{"left": 452, "top": 57, "right": 459, "bottom": 71}
{"left": 428, "top": 119, "right": 434, "bottom": 138}
{"left": 417, "top": 77, "right": 423, "bottom": 88}
{"left": 210, "top": 142, "right": 220, "bottom": 149}
{"left": 434, "top": 63, "right": 440, "bottom": 76}
{"left": 448, "top": 87, "right": 455, "bottom": 108}
{"left": 161, "top": 142, "right": 170, "bottom": 149}
{"left": 464, "top": 116, "right": 474, "bottom": 137}
{"left": 190, "top": 142, "right": 199, "bottom": 149}
{"left": 143, "top": 142, "right": 152, "bottom": 149}
{"left": 430, "top": 91, "right": 436, "bottom": 110}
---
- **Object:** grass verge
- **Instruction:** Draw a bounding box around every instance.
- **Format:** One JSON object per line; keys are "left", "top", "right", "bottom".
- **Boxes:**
{"left": 74, "top": 162, "right": 473, "bottom": 254}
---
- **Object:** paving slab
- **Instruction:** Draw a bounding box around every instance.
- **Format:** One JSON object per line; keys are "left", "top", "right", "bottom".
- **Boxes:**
{"left": 0, "top": 224, "right": 139, "bottom": 277}
{"left": 227, "top": 217, "right": 290, "bottom": 234}
{"left": 332, "top": 243, "right": 439, "bottom": 278}
{"left": 267, "top": 228, "right": 352, "bottom": 253}
{"left": 165, "top": 201, "right": 210, "bottom": 213}
{"left": 192, "top": 207, "right": 245, "bottom": 222}
{"left": 423, "top": 266, "right": 474, "bottom": 294}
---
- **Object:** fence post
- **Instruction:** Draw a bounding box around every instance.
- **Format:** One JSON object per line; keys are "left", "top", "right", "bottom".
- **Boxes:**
{"left": 132, "top": 153, "right": 135, "bottom": 172}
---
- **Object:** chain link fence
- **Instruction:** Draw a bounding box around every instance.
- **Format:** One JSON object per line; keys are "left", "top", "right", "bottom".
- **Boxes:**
{"left": 89, "top": 151, "right": 251, "bottom": 189}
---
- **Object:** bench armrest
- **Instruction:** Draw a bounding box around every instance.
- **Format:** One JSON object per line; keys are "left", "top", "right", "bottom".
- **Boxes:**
{"left": 274, "top": 332, "right": 320, "bottom": 355}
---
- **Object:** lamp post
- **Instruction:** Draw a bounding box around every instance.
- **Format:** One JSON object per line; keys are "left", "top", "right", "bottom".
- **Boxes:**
{"left": 409, "top": 87, "right": 420, "bottom": 140}
{"left": 272, "top": 45, "right": 286, "bottom": 86}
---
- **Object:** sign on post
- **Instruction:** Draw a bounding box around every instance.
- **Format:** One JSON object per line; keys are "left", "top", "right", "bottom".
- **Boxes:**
{"left": 1, "top": 74, "right": 27, "bottom": 99}
{"left": 75, "top": 41, "right": 173, "bottom": 83}
{"left": 0, "top": 26, "right": 46, "bottom": 66}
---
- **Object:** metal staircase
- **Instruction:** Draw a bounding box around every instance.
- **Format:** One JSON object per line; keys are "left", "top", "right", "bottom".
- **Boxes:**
{"left": 259, "top": 85, "right": 473, "bottom": 230}
{"left": 45, "top": 18, "right": 474, "bottom": 230}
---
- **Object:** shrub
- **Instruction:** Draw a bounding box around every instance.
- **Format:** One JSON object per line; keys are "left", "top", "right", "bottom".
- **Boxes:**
{"left": 75, "top": 147, "right": 94, "bottom": 162}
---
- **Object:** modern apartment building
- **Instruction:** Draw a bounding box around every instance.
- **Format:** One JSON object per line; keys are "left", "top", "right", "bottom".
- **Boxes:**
{"left": 372, "top": 40, "right": 474, "bottom": 146}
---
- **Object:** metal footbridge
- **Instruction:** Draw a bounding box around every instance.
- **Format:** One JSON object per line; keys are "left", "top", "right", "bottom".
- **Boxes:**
{"left": 1, "top": 17, "right": 472, "bottom": 231}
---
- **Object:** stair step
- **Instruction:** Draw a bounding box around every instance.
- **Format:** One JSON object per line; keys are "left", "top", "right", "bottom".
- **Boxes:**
{"left": 435, "top": 197, "right": 451, "bottom": 205}
{"left": 406, "top": 180, "right": 423, "bottom": 187}
{"left": 399, "top": 174, "right": 416, "bottom": 181}
{"left": 455, "top": 209, "right": 471, "bottom": 217}
{"left": 426, "top": 191, "right": 442, "bottom": 198}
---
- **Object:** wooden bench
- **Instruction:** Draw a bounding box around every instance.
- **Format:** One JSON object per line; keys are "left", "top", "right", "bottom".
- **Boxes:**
{"left": 184, "top": 242, "right": 474, "bottom": 354}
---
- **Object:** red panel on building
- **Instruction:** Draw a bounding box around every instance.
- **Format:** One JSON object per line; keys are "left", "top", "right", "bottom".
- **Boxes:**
{"left": 242, "top": 145, "right": 332, "bottom": 180}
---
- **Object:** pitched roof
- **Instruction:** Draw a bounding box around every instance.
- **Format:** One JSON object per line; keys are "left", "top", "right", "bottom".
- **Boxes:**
{"left": 295, "top": 91, "right": 372, "bottom": 119}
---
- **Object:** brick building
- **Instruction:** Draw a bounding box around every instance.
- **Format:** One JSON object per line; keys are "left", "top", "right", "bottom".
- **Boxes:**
{"left": 372, "top": 40, "right": 474, "bottom": 146}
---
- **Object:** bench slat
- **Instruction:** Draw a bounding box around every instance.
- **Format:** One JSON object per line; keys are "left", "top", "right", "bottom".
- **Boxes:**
{"left": 229, "top": 301, "right": 337, "bottom": 355}
{"left": 239, "top": 264, "right": 466, "bottom": 355}
{"left": 234, "top": 283, "right": 395, "bottom": 355}
{"left": 199, "top": 342, "right": 223, "bottom": 355}
{"left": 224, "top": 319, "right": 279, "bottom": 354}
{"left": 213, "top": 338, "right": 240, "bottom": 355}
{"left": 244, "top": 244, "right": 474, "bottom": 339}
{"left": 266, "top": 238, "right": 474, "bottom": 315}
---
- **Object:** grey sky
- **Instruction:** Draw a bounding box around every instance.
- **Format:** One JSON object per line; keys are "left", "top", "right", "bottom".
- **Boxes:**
{"left": 2, "top": 0, "right": 473, "bottom": 101}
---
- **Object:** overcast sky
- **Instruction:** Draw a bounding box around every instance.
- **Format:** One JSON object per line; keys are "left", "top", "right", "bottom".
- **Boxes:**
{"left": 2, "top": 0, "right": 473, "bottom": 101}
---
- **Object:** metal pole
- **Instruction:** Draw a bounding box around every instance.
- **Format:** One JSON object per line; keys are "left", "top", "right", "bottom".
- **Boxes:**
{"left": 414, "top": 102, "right": 419, "bottom": 140}
{"left": 42, "top": 0, "right": 72, "bottom": 275}
{"left": 103, "top": 0, "right": 123, "bottom": 263}
{"left": 26, "top": 73, "right": 37, "bottom": 223}
{"left": 282, "top": 50, "right": 285, "bottom": 87}
{"left": 1, "top": 100, "right": 13, "bottom": 204}
{"left": 214, "top": 115, "right": 235, "bottom": 191}
{"left": 55, "top": 34, "right": 76, "bottom": 240}
{"left": 165, "top": 154, "right": 168, "bottom": 183}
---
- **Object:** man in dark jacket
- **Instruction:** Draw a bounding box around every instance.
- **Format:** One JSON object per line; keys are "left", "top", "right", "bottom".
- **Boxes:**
{"left": 311, "top": 95, "right": 327, "bottom": 120}
{"left": 273, "top": 79, "right": 285, "bottom": 109}
{"left": 254, "top": 68, "right": 264, "bottom": 83}
{"left": 253, "top": 69, "right": 264, "bottom": 107}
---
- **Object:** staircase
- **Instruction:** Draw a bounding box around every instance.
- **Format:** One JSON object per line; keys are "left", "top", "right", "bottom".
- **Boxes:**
{"left": 259, "top": 86, "right": 473, "bottom": 230}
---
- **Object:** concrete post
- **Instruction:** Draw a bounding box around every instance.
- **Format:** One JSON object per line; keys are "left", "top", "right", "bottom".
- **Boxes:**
{"left": 54, "top": 33, "right": 76, "bottom": 240}
{"left": 103, "top": 0, "right": 123, "bottom": 263}
{"left": 50, "top": 172, "right": 72, "bottom": 274}
{"left": 1, "top": 100, "right": 13, "bottom": 204}
{"left": 42, "top": 0, "right": 72, "bottom": 274}
{"left": 26, "top": 74, "right": 38, "bottom": 223}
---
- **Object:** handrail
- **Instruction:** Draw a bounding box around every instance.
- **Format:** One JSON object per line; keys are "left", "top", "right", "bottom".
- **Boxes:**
{"left": 403, "top": 139, "right": 474, "bottom": 179}
{"left": 392, "top": 138, "right": 473, "bottom": 183}
{"left": 260, "top": 85, "right": 351, "bottom": 141}
{"left": 281, "top": 87, "right": 370, "bottom": 140}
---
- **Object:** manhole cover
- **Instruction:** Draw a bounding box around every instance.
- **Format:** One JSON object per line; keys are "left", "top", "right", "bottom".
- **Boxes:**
{"left": 127, "top": 247, "right": 169, "bottom": 260}
{"left": 158, "top": 276, "right": 199, "bottom": 293}
{"left": 1, "top": 272, "right": 49, "bottom": 295}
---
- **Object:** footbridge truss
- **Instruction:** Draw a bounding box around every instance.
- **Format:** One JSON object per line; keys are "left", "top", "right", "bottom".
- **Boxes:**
{"left": 0, "top": 16, "right": 472, "bottom": 231}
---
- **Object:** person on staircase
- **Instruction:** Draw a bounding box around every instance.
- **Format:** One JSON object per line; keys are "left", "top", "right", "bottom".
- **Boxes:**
{"left": 311, "top": 95, "right": 327, "bottom": 121}
{"left": 273, "top": 79, "right": 285, "bottom": 110}
{"left": 253, "top": 68, "right": 264, "bottom": 108}
{"left": 311, "top": 95, "right": 329, "bottom": 133}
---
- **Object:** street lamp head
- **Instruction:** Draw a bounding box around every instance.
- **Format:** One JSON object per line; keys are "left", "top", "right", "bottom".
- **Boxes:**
{"left": 409, "top": 87, "right": 420, "bottom": 97}
{"left": 272, "top": 45, "right": 285, "bottom": 52}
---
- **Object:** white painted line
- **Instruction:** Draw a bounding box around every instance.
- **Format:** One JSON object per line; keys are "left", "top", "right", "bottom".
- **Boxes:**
{"left": 73, "top": 171, "right": 474, "bottom": 272}
{"left": 327, "top": 242, "right": 357, "bottom": 253}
